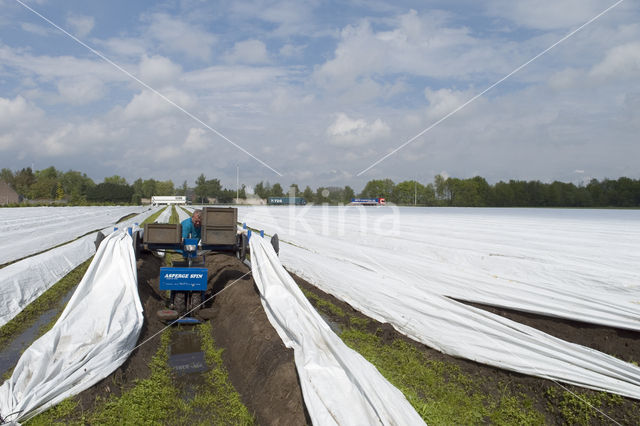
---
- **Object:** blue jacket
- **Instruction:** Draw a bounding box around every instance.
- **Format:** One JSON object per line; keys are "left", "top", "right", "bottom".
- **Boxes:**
{"left": 181, "top": 217, "right": 201, "bottom": 240}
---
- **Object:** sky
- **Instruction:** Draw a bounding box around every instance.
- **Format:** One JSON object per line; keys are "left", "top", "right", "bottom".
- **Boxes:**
{"left": 0, "top": 0, "right": 638, "bottom": 192}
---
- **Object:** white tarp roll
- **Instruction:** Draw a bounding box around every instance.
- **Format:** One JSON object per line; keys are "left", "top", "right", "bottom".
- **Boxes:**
{"left": 282, "top": 239, "right": 640, "bottom": 400}
{"left": 0, "top": 207, "right": 159, "bottom": 328}
{"left": 0, "top": 206, "right": 147, "bottom": 265}
{"left": 250, "top": 236, "right": 425, "bottom": 426}
{"left": 0, "top": 231, "right": 143, "bottom": 424}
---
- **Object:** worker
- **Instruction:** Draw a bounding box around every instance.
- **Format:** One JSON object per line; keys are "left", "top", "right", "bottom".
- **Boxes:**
{"left": 181, "top": 209, "right": 202, "bottom": 240}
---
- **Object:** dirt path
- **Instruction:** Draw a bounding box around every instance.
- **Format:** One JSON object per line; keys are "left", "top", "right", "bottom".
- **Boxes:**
{"left": 70, "top": 251, "right": 307, "bottom": 425}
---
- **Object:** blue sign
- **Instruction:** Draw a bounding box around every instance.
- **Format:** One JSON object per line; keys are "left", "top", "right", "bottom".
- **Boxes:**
{"left": 160, "top": 267, "right": 208, "bottom": 291}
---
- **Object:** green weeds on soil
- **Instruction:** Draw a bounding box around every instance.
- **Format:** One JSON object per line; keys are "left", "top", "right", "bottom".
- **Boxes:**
{"left": 169, "top": 205, "right": 179, "bottom": 225}
{"left": 301, "top": 284, "right": 640, "bottom": 425}
{"left": 28, "top": 324, "right": 252, "bottom": 425}
{"left": 139, "top": 206, "right": 168, "bottom": 225}
{"left": 302, "top": 286, "right": 545, "bottom": 425}
{"left": 544, "top": 386, "right": 639, "bottom": 425}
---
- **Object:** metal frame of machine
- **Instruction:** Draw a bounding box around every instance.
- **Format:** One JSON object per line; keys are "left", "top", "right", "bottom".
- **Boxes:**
{"left": 132, "top": 207, "right": 248, "bottom": 325}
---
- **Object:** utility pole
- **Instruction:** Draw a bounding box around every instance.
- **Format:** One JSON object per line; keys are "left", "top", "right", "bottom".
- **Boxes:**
{"left": 236, "top": 164, "right": 239, "bottom": 204}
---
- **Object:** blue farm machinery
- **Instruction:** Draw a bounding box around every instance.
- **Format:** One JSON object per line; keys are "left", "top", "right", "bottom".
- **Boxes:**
{"left": 132, "top": 207, "right": 249, "bottom": 325}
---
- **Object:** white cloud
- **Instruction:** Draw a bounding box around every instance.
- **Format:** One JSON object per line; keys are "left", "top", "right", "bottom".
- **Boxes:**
{"left": 590, "top": 41, "right": 640, "bottom": 79}
{"left": 0, "top": 44, "right": 126, "bottom": 82}
{"left": 183, "top": 127, "right": 211, "bottom": 151}
{"left": 122, "top": 89, "right": 194, "bottom": 121}
{"left": 231, "top": 1, "right": 315, "bottom": 37}
{"left": 57, "top": 76, "right": 105, "bottom": 105}
{"left": 184, "top": 65, "right": 287, "bottom": 90}
{"left": 138, "top": 55, "right": 183, "bottom": 87}
{"left": 279, "top": 43, "right": 305, "bottom": 57}
{"left": 20, "top": 22, "right": 52, "bottom": 36}
{"left": 66, "top": 14, "right": 95, "bottom": 38}
{"left": 327, "top": 113, "right": 390, "bottom": 147}
{"left": 42, "top": 124, "right": 73, "bottom": 156}
{"left": 146, "top": 13, "right": 216, "bottom": 61}
{"left": 0, "top": 96, "right": 42, "bottom": 130}
{"left": 224, "top": 40, "right": 270, "bottom": 64}
{"left": 100, "top": 37, "right": 147, "bottom": 58}
{"left": 485, "top": 0, "right": 614, "bottom": 30}
{"left": 424, "top": 87, "right": 474, "bottom": 120}
{"left": 314, "top": 10, "right": 510, "bottom": 89}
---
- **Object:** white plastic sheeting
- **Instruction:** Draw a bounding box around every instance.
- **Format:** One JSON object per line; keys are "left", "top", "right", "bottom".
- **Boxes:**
{"left": 250, "top": 236, "right": 425, "bottom": 425}
{"left": 154, "top": 206, "right": 172, "bottom": 223}
{"left": 176, "top": 206, "right": 191, "bottom": 223}
{"left": 0, "top": 231, "right": 143, "bottom": 424}
{"left": 0, "top": 236, "right": 95, "bottom": 328}
{"left": 239, "top": 206, "right": 640, "bottom": 399}
{"left": 0, "top": 206, "right": 147, "bottom": 265}
{"left": 0, "top": 207, "right": 159, "bottom": 328}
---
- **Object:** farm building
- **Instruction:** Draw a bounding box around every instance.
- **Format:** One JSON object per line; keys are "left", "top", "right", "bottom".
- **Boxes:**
{"left": 151, "top": 195, "right": 186, "bottom": 206}
{"left": 0, "top": 181, "right": 20, "bottom": 205}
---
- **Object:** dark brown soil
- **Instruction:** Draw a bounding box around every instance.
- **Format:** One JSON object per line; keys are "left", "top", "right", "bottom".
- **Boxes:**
{"left": 71, "top": 251, "right": 308, "bottom": 425}
{"left": 459, "top": 300, "right": 640, "bottom": 364}
{"left": 200, "top": 253, "right": 309, "bottom": 425}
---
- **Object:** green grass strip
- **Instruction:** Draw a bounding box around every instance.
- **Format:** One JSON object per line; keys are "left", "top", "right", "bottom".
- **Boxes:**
{"left": 140, "top": 206, "right": 168, "bottom": 225}
{"left": 303, "top": 288, "right": 545, "bottom": 425}
{"left": 27, "top": 323, "right": 253, "bottom": 425}
{"left": 169, "top": 205, "right": 179, "bottom": 225}
{"left": 190, "top": 322, "right": 254, "bottom": 425}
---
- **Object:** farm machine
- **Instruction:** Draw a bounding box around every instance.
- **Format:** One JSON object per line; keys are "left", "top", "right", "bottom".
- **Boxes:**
{"left": 132, "top": 207, "right": 249, "bottom": 325}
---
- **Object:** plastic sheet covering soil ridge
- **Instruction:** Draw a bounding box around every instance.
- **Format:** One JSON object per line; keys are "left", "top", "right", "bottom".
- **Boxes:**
{"left": 250, "top": 235, "right": 425, "bottom": 425}
{"left": 0, "top": 231, "right": 143, "bottom": 424}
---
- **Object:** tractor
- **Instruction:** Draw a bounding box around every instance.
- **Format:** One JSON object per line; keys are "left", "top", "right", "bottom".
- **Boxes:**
{"left": 132, "top": 207, "right": 248, "bottom": 325}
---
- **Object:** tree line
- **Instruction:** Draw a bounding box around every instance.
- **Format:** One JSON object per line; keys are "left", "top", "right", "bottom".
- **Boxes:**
{"left": 1, "top": 166, "right": 639, "bottom": 207}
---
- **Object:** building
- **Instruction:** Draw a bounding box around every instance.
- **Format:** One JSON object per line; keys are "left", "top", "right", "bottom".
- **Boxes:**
{"left": 151, "top": 195, "right": 186, "bottom": 206}
{"left": 0, "top": 181, "right": 20, "bottom": 205}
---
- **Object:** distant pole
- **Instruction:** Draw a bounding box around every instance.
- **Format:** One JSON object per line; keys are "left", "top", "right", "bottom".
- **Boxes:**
{"left": 414, "top": 179, "right": 417, "bottom": 206}
{"left": 236, "top": 164, "right": 239, "bottom": 204}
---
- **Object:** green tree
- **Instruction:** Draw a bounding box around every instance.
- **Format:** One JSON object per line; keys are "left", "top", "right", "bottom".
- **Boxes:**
{"left": 315, "top": 187, "right": 329, "bottom": 203}
{"left": 176, "top": 180, "right": 188, "bottom": 196}
{"left": 55, "top": 182, "right": 65, "bottom": 200}
{"left": 271, "top": 183, "right": 284, "bottom": 197}
{"left": 141, "top": 179, "right": 157, "bottom": 199}
{"left": 343, "top": 185, "right": 355, "bottom": 204}
{"left": 61, "top": 170, "right": 94, "bottom": 203}
{"left": 0, "top": 168, "right": 14, "bottom": 187}
{"left": 104, "top": 175, "right": 128, "bottom": 185}
{"left": 434, "top": 174, "right": 448, "bottom": 202}
{"left": 360, "top": 179, "right": 394, "bottom": 199}
{"left": 155, "top": 180, "right": 175, "bottom": 196}
{"left": 288, "top": 183, "right": 300, "bottom": 197}
{"left": 195, "top": 174, "right": 207, "bottom": 203}
{"left": 13, "top": 167, "right": 35, "bottom": 197}
{"left": 254, "top": 181, "right": 267, "bottom": 199}
{"left": 239, "top": 184, "right": 247, "bottom": 199}
{"left": 302, "top": 185, "right": 314, "bottom": 203}
{"left": 86, "top": 182, "right": 133, "bottom": 203}
{"left": 205, "top": 178, "right": 222, "bottom": 199}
